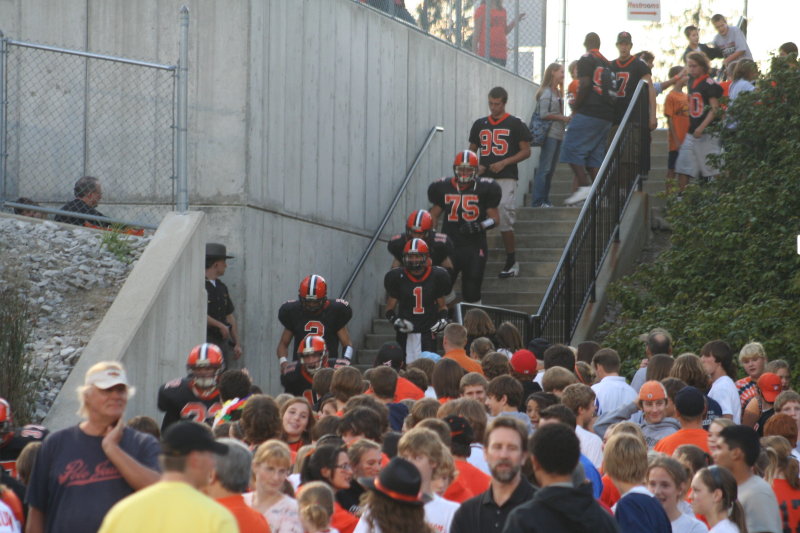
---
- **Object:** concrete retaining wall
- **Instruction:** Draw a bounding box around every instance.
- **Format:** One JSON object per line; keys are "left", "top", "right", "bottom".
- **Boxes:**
{"left": 44, "top": 211, "right": 207, "bottom": 430}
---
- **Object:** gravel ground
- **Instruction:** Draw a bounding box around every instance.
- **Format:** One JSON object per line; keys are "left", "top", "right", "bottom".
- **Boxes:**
{"left": 0, "top": 217, "right": 149, "bottom": 421}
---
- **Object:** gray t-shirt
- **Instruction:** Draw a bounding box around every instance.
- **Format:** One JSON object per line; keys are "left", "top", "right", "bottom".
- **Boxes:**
{"left": 537, "top": 87, "right": 565, "bottom": 141}
{"left": 738, "top": 474, "right": 782, "bottom": 533}
{"left": 713, "top": 25, "right": 752, "bottom": 61}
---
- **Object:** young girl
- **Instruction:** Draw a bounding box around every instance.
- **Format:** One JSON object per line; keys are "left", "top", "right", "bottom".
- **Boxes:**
{"left": 298, "top": 481, "right": 339, "bottom": 533}
{"left": 531, "top": 62, "right": 569, "bottom": 208}
{"left": 762, "top": 435, "right": 800, "bottom": 532}
{"left": 690, "top": 466, "right": 747, "bottom": 533}
{"left": 525, "top": 392, "right": 558, "bottom": 430}
{"left": 280, "top": 397, "right": 315, "bottom": 453}
{"left": 647, "top": 456, "right": 707, "bottom": 533}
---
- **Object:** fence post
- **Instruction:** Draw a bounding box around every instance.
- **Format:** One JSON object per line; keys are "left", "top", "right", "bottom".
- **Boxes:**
{"left": 455, "top": 0, "right": 462, "bottom": 49}
{"left": 484, "top": 0, "right": 491, "bottom": 61}
{"left": 0, "top": 32, "right": 7, "bottom": 205}
{"left": 175, "top": 6, "right": 189, "bottom": 213}
{"left": 513, "top": 0, "right": 520, "bottom": 74}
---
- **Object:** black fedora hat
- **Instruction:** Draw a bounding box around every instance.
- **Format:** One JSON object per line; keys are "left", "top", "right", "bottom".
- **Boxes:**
{"left": 206, "top": 242, "right": 234, "bottom": 259}
{"left": 358, "top": 457, "right": 430, "bottom": 506}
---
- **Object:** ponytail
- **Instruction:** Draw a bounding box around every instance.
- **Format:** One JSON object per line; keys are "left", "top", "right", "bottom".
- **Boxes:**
{"left": 297, "top": 481, "right": 335, "bottom": 532}
{"left": 730, "top": 500, "right": 748, "bottom": 533}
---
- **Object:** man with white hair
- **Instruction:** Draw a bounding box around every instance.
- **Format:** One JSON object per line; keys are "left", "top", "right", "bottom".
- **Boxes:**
{"left": 26, "top": 362, "right": 161, "bottom": 533}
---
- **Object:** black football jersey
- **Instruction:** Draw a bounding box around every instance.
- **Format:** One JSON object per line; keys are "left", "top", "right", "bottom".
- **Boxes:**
{"left": 157, "top": 377, "right": 222, "bottom": 431}
{"left": 278, "top": 299, "right": 353, "bottom": 359}
{"left": 575, "top": 49, "right": 616, "bottom": 122}
{"left": 281, "top": 359, "right": 350, "bottom": 401}
{"left": 0, "top": 424, "right": 48, "bottom": 477}
{"left": 428, "top": 177, "right": 502, "bottom": 248}
{"left": 384, "top": 266, "right": 452, "bottom": 331}
{"left": 611, "top": 56, "right": 652, "bottom": 123}
{"left": 468, "top": 113, "right": 532, "bottom": 180}
{"left": 387, "top": 232, "right": 454, "bottom": 266}
{"left": 687, "top": 74, "right": 723, "bottom": 134}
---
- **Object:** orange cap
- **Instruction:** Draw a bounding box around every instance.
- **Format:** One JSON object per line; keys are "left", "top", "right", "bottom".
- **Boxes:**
{"left": 639, "top": 380, "right": 666, "bottom": 402}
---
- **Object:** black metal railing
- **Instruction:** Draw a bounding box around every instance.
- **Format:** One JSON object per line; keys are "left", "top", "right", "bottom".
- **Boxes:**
{"left": 531, "top": 80, "right": 650, "bottom": 343}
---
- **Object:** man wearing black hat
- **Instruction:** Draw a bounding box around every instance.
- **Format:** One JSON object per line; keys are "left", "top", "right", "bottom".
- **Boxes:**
{"left": 611, "top": 31, "right": 656, "bottom": 129}
{"left": 98, "top": 421, "right": 238, "bottom": 533}
{"left": 206, "top": 243, "right": 242, "bottom": 366}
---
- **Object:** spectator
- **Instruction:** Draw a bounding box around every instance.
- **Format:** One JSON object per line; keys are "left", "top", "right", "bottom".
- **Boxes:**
{"left": 241, "top": 395, "right": 282, "bottom": 448}
{"left": 503, "top": 423, "right": 616, "bottom": 533}
{"left": 338, "top": 407, "right": 384, "bottom": 446}
{"left": 343, "top": 395, "right": 390, "bottom": 437}
{"left": 205, "top": 437, "right": 270, "bottom": 532}
{"left": 531, "top": 62, "right": 569, "bottom": 208}
{"left": 674, "top": 52, "right": 724, "bottom": 191}
{"left": 127, "top": 416, "right": 161, "bottom": 439}
{"left": 438, "top": 398, "right": 490, "bottom": 475}
{"left": 0, "top": 494, "right": 20, "bottom": 533}
{"left": 702, "top": 340, "right": 743, "bottom": 423}
{"left": 368, "top": 366, "right": 410, "bottom": 431}
{"left": 591, "top": 348, "right": 637, "bottom": 416}
{"left": 459, "top": 372, "right": 489, "bottom": 403}
{"left": 14, "top": 441, "right": 41, "bottom": 487}
{"left": 610, "top": 31, "right": 657, "bottom": 129}
{"left": 575, "top": 340, "right": 600, "bottom": 365}
{"left": 761, "top": 435, "right": 800, "bottom": 532}
{"left": 673, "top": 444, "right": 712, "bottom": 483}
{"left": 213, "top": 370, "right": 254, "bottom": 427}
{"left": 468, "top": 86, "right": 532, "bottom": 278}
{"left": 432, "top": 359, "right": 466, "bottom": 403}
{"left": 451, "top": 417, "right": 533, "bottom": 533}
{"left": 408, "top": 358, "right": 437, "bottom": 398}
{"left": 779, "top": 42, "right": 798, "bottom": 57}
{"left": 301, "top": 444, "right": 359, "bottom": 533}
{"left": 462, "top": 309, "right": 497, "bottom": 350}
{"left": 524, "top": 392, "right": 558, "bottom": 430}
{"left": 296, "top": 481, "right": 336, "bottom": 533}
{"left": 729, "top": 60, "right": 758, "bottom": 102}
{"left": 541, "top": 343, "right": 576, "bottom": 383}
{"left": 494, "top": 322, "right": 523, "bottom": 358}
{"left": 485, "top": 376, "right": 530, "bottom": 431}
{"left": 708, "top": 417, "right": 736, "bottom": 454}
{"left": 763, "top": 414, "right": 798, "bottom": 453}
{"left": 574, "top": 361, "right": 595, "bottom": 385}
{"left": 441, "top": 416, "right": 491, "bottom": 497}
{"left": 54, "top": 176, "right": 109, "bottom": 227}
{"left": 663, "top": 69, "right": 690, "bottom": 191}
{"left": 509, "top": 349, "right": 541, "bottom": 404}
{"left": 245, "top": 440, "right": 303, "bottom": 533}
{"left": 374, "top": 342, "right": 425, "bottom": 401}
{"left": 205, "top": 243, "right": 242, "bottom": 365}
{"left": 353, "top": 457, "right": 432, "bottom": 533}
{"left": 12, "top": 197, "right": 45, "bottom": 219}
{"left": 604, "top": 433, "right": 671, "bottom": 533}
{"left": 362, "top": 0, "right": 416, "bottom": 26}
{"left": 339, "top": 439, "right": 381, "bottom": 516}
{"left": 561, "top": 383, "right": 603, "bottom": 469}
{"left": 469, "top": 337, "right": 495, "bottom": 361}
{"left": 646, "top": 456, "right": 707, "bottom": 533}
{"left": 653, "top": 386, "right": 709, "bottom": 455}
{"left": 765, "top": 360, "right": 791, "bottom": 392}
{"left": 541, "top": 366, "right": 577, "bottom": 396}
{"left": 97, "top": 421, "right": 236, "bottom": 533}
{"left": 526, "top": 337, "right": 551, "bottom": 384}
{"left": 443, "top": 324, "right": 484, "bottom": 375}
{"left": 713, "top": 425, "right": 782, "bottom": 533}
{"left": 712, "top": 14, "right": 753, "bottom": 69}
{"left": 560, "top": 32, "right": 615, "bottom": 206}
{"left": 669, "top": 353, "right": 724, "bottom": 429}
{"left": 280, "top": 397, "right": 315, "bottom": 453}
{"left": 735, "top": 341, "right": 767, "bottom": 409}
{"left": 481, "top": 352, "right": 511, "bottom": 380}
{"left": 632, "top": 328, "right": 673, "bottom": 392}
{"left": 26, "top": 362, "right": 160, "bottom": 533}
{"left": 690, "top": 466, "right": 747, "bottom": 533}
{"left": 743, "top": 373, "right": 781, "bottom": 434}
{"left": 330, "top": 366, "right": 364, "bottom": 412}
{"left": 397, "top": 428, "right": 459, "bottom": 533}
{"left": 594, "top": 380, "right": 679, "bottom": 448}
{"left": 646, "top": 355, "right": 675, "bottom": 383}
{"left": 682, "top": 25, "right": 723, "bottom": 64}
{"left": 472, "top": 0, "right": 525, "bottom": 67}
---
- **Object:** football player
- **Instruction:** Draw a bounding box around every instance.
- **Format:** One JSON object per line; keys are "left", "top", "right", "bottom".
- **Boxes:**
{"left": 0, "top": 398, "right": 48, "bottom": 478}
{"left": 428, "top": 150, "right": 501, "bottom": 304}
{"left": 276, "top": 275, "right": 354, "bottom": 369}
{"left": 384, "top": 239, "right": 452, "bottom": 363}
{"left": 388, "top": 210, "right": 455, "bottom": 278}
{"left": 281, "top": 335, "right": 350, "bottom": 402}
{"left": 157, "top": 343, "right": 223, "bottom": 431}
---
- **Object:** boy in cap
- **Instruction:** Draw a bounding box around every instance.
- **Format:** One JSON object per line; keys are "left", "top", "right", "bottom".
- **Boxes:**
{"left": 742, "top": 372, "right": 781, "bottom": 434}
{"left": 654, "top": 386, "right": 709, "bottom": 455}
{"left": 594, "top": 380, "right": 680, "bottom": 448}
{"left": 99, "top": 421, "right": 237, "bottom": 533}
{"left": 205, "top": 243, "right": 242, "bottom": 365}
{"left": 611, "top": 31, "right": 656, "bottom": 129}
{"left": 509, "top": 349, "right": 542, "bottom": 409}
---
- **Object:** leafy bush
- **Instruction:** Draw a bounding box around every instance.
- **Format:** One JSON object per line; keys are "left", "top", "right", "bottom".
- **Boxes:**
{"left": 0, "top": 287, "right": 40, "bottom": 425}
{"left": 601, "top": 57, "right": 800, "bottom": 380}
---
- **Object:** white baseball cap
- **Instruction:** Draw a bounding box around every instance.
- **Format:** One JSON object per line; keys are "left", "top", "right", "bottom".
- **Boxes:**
{"left": 85, "top": 367, "right": 129, "bottom": 389}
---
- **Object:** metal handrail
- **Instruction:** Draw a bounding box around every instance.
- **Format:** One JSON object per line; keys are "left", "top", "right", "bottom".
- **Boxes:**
{"left": 339, "top": 125, "right": 443, "bottom": 299}
{"left": 531, "top": 80, "right": 650, "bottom": 342}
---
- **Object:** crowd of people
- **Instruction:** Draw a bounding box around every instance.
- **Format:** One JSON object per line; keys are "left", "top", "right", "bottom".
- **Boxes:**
{"left": 2, "top": 326, "right": 800, "bottom": 533}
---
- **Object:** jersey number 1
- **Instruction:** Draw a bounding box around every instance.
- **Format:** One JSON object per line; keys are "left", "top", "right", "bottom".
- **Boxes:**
{"left": 412, "top": 286, "right": 424, "bottom": 315}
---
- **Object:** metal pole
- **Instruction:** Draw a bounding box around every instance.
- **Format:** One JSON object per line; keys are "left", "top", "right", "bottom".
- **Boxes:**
{"left": 541, "top": 0, "right": 547, "bottom": 78}
{"left": 513, "top": 0, "right": 520, "bottom": 74}
{"left": 176, "top": 6, "right": 189, "bottom": 213}
{"left": 484, "top": 0, "right": 491, "bottom": 61}
{"left": 560, "top": 0, "right": 566, "bottom": 63}
{"left": 455, "top": 0, "right": 463, "bottom": 49}
{"left": 0, "top": 33, "right": 7, "bottom": 204}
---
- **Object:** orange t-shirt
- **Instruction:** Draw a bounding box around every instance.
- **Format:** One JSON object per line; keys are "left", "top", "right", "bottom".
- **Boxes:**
{"left": 772, "top": 478, "right": 800, "bottom": 532}
{"left": 217, "top": 494, "right": 271, "bottom": 533}
{"left": 653, "top": 428, "right": 710, "bottom": 457}
{"left": 567, "top": 79, "right": 579, "bottom": 110}
{"left": 444, "top": 349, "right": 484, "bottom": 376}
{"left": 395, "top": 377, "right": 424, "bottom": 401}
{"left": 454, "top": 459, "right": 491, "bottom": 495}
{"left": 332, "top": 501, "right": 358, "bottom": 533}
{"left": 473, "top": 5, "right": 508, "bottom": 61}
{"left": 443, "top": 474, "right": 475, "bottom": 503}
{"left": 600, "top": 474, "right": 621, "bottom": 509}
{"left": 664, "top": 90, "right": 690, "bottom": 152}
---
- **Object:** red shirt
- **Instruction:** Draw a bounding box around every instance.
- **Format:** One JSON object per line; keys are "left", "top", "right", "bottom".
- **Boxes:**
{"left": 443, "top": 475, "right": 474, "bottom": 503}
{"left": 653, "top": 428, "right": 710, "bottom": 457}
{"left": 454, "top": 459, "right": 491, "bottom": 495}
{"left": 395, "top": 377, "right": 424, "bottom": 401}
{"left": 332, "top": 501, "right": 358, "bottom": 533}
{"left": 772, "top": 478, "right": 800, "bottom": 532}
{"left": 600, "top": 474, "right": 621, "bottom": 509}
{"left": 216, "top": 494, "right": 271, "bottom": 533}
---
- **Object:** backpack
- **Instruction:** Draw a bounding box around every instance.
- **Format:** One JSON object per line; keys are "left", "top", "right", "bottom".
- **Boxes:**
{"left": 528, "top": 93, "right": 553, "bottom": 147}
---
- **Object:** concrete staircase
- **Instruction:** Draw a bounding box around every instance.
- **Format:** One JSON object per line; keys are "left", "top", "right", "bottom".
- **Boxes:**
{"left": 354, "top": 130, "right": 669, "bottom": 369}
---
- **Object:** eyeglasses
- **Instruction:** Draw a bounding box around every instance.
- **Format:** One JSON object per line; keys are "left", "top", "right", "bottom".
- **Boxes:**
{"left": 336, "top": 463, "right": 353, "bottom": 471}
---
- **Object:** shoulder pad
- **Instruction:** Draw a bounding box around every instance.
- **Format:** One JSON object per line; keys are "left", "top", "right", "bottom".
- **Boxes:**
{"left": 19, "top": 425, "right": 48, "bottom": 440}
{"left": 479, "top": 177, "right": 494, "bottom": 184}
{"left": 389, "top": 234, "right": 403, "bottom": 241}
{"left": 282, "top": 362, "right": 299, "bottom": 375}
{"left": 331, "top": 358, "right": 351, "bottom": 369}
{"left": 163, "top": 378, "right": 183, "bottom": 388}
{"left": 335, "top": 298, "right": 350, "bottom": 307}
{"left": 434, "top": 233, "right": 448, "bottom": 243}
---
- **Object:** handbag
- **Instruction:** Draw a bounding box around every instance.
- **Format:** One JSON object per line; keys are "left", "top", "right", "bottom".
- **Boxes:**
{"left": 529, "top": 92, "right": 554, "bottom": 147}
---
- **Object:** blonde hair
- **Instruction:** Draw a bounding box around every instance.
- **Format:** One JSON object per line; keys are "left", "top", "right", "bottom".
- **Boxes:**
{"left": 536, "top": 62, "right": 565, "bottom": 100}
{"left": 298, "top": 481, "right": 334, "bottom": 531}
{"left": 738, "top": 341, "right": 766, "bottom": 363}
{"left": 541, "top": 366, "right": 577, "bottom": 393}
{"left": 77, "top": 361, "right": 134, "bottom": 418}
{"left": 762, "top": 435, "right": 800, "bottom": 490}
{"left": 252, "top": 439, "right": 291, "bottom": 469}
{"left": 398, "top": 427, "right": 449, "bottom": 477}
{"left": 604, "top": 433, "right": 648, "bottom": 484}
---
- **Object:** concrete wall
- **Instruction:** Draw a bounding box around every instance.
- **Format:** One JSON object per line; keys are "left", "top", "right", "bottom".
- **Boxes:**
{"left": 2, "top": 0, "right": 537, "bottom": 396}
{"left": 45, "top": 211, "right": 207, "bottom": 430}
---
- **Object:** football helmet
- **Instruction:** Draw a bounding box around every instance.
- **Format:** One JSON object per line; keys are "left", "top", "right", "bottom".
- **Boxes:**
{"left": 406, "top": 210, "right": 434, "bottom": 241}
{"left": 186, "top": 343, "right": 224, "bottom": 389}
{"left": 403, "top": 238, "right": 430, "bottom": 276}
{"left": 298, "top": 335, "right": 328, "bottom": 375}
{"left": 299, "top": 274, "right": 328, "bottom": 314}
{"left": 453, "top": 150, "right": 479, "bottom": 185}
{"left": 0, "top": 398, "right": 11, "bottom": 437}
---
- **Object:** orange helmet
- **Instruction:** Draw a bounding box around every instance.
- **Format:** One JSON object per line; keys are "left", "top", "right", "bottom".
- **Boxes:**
{"left": 453, "top": 150, "right": 479, "bottom": 185}
{"left": 406, "top": 210, "right": 434, "bottom": 241}
{"left": 186, "top": 343, "right": 224, "bottom": 388}
{"left": 297, "top": 335, "right": 328, "bottom": 374}
{"left": 403, "top": 238, "right": 430, "bottom": 276}
{"left": 299, "top": 275, "right": 328, "bottom": 314}
{"left": 0, "top": 398, "right": 11, "bottom": 436}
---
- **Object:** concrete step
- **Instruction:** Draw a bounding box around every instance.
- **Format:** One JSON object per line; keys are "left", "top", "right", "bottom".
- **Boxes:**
{"left": 482, "top": 290, "right": 545, "bottom": 306}
{"left": 480, "top": 276, "right": 551, "bottom": 292}
{"left": 364, "top": 332, "right": 397, "bottom": 349}
{"left": 516, "top": 207, "right": 581, "bottom": 221}
{"left": 488, "top": 247, "right": 565, "bottom": 262}
{"left": 511, "top": 219, "right": 579, "bottom": 234}
{"left": 486, "top": 232, "right": 570, "bottom": 248}
{"left": 484, "top": 260, "right": 558, "bottom": 277}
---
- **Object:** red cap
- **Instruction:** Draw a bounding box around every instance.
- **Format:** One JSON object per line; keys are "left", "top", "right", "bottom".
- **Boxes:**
{"left": 758, "top": 373, "right": 782, "bottom": 403}
{"left": 511, "top": 349, "right": 537, "bottom": 375}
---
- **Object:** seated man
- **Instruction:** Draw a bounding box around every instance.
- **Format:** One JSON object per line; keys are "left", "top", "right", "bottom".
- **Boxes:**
{"left": 54, "top": 176, "right": 109, "bottom": 227}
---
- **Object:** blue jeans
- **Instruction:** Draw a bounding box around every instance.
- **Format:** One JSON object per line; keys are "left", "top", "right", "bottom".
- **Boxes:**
{"left": 532, "top": 136, "right": 562, "bottom": 206}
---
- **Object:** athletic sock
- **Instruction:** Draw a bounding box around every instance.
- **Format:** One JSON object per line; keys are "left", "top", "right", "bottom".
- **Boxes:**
{"left": 503, "top": 253, "right": 516, "bottom": 271}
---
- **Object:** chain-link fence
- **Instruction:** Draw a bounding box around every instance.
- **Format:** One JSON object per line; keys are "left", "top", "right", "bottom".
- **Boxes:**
{"left": 355, "top": 0, "right": 548, "bottom": 83}
{"left": 0, "top": 35, "right": 182, "bottom": 230}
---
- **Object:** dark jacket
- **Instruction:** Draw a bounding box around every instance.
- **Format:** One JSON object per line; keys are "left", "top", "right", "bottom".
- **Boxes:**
{"left": 502, "top": 483, "right": 620, "bottom": 533}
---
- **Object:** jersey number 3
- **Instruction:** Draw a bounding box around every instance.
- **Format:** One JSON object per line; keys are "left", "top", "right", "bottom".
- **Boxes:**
{"left": 444, "top": 194, "right": 479, "bottom": 222}
{"left": 478, "top": 129, "right": 510, "bottom": 156}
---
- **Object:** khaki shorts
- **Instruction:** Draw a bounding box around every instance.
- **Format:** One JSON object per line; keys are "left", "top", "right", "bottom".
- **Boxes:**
{"left": 497, "top": 178, "right": 517, "bottom": 232}
{"left": 675, "top": 133, "right": 721, "bottom": 179}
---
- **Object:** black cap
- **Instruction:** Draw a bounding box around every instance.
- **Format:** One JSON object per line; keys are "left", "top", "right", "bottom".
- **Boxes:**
{"left": 359, "top": 457, "right": 430, "bottom": 506}
{"left": 674, "top": 386, "right": 705, "bottom": 417}
{"left": 206, "top": 242, "right": 234, "bottom": 259}
{"left": 617, "top": 31, "right": 632, "bottom": 44}
{"left": 374, "top": 342, "right": 405, "bottom": 370}
{"left": 161, "top": 421, "right": 229, "bottom": 456}
{"left": 443, "top": 415, "right": 474, "bottom": 447}
{"left": 527, "top": 337, "right": 551, "bottom": 359}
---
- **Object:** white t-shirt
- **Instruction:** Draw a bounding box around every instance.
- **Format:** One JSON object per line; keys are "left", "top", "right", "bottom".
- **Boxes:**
{"left": 592, "top": 376, "right": 637, "bottom": 416}
{"left": 672, "top": 513, "right": 708, "bottom": 533}
{"left": 708, "top": 375, "right": 742, "bottom": 424}
{"left": 576, "top": 424, "right": 604, "bottom": 469}
{"left": 712, "top": 25, "right": 752, "bottom": 61}
{"left": 243, "top": 492, "right": 303, "bottom": 533}
{"left": 0, "top": 500, "right": 21, "bottom": 533}
{"left": 468, "top": 443, "right": 490, "bottom": 475}
{"left": 533, "top": 369, "right": 544, "bottom": 387}
{"left": 425, "top": 494, "right": 458, "bottom": 533}
{"left": 709, "top": 518, "right": 740, "bottom": 533}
